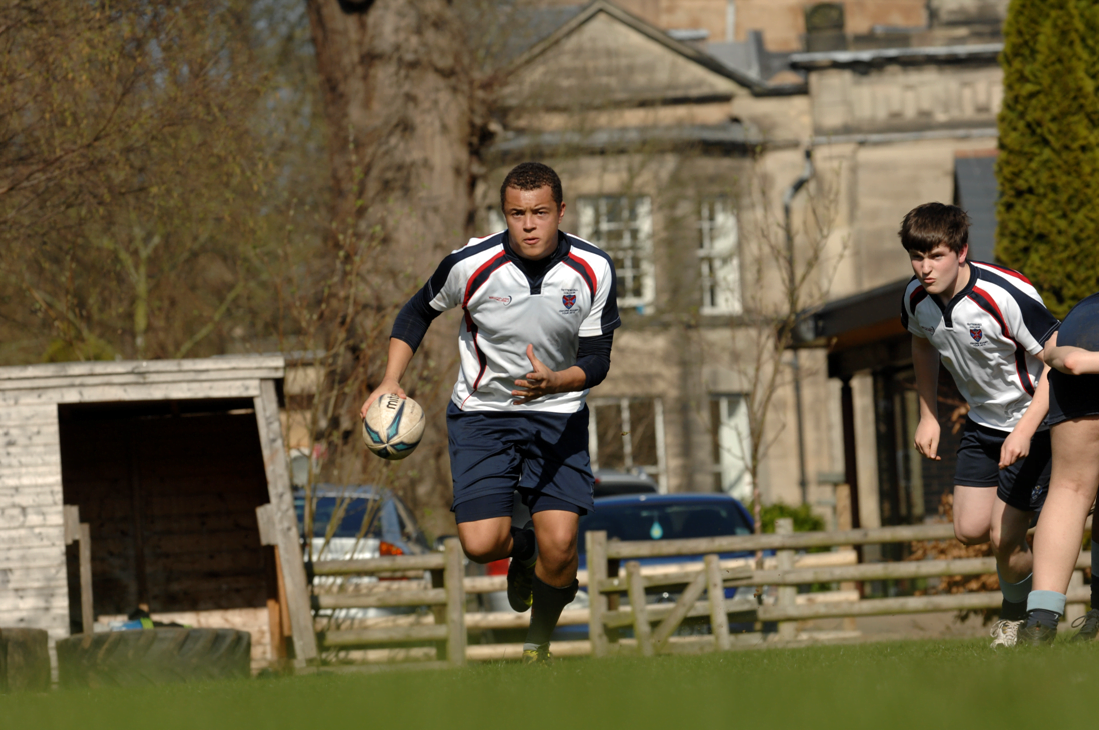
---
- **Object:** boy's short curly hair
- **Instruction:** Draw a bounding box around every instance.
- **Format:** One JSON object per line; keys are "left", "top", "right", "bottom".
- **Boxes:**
{"left": 899, "top": 202, "right": 971, "bottom": 255}
{"left": 500, "top": 162, "right": 563, "bottom": 209}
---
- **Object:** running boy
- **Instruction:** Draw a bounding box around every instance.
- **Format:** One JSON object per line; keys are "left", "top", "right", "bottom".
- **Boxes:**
{"left": 1022, "top": 293, "right": 1099, "bottom": 644}
{"left": 899, "top": 203, "right": 1059, "bottom": 648}
{"left": 361, "top": 162, "right": 620, "bottom": 663}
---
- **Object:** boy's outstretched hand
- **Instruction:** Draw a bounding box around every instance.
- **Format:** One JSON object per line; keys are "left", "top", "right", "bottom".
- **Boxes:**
{"left": 999, "top": 428, "right": 1031, "bottom": 470}
{"left": 913, "top": 417, "right": 941, "bottom": 461}
{"left": 512, "top": 345, "right": 560, "bottom": 405}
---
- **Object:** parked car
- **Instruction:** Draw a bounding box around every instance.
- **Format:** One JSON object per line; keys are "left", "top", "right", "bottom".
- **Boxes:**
{"left": 479, "top": 490, "right": 762, "bottom": 641}
{"left": 591, "top": 469, "right": 659, "bottom": 498}
{"left": 293, "top": 484, "right": 431, "bottom": 621}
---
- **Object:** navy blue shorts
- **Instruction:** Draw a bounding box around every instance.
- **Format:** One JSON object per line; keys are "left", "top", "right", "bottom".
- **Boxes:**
{"left": 954, "top": 417, "right": 1050, "bottom": 511}
{"left": 447, "top": 402, "right": 594, "bottom": 524}
{"left": 1047, "top": 369, "right": 1099, "bottom": 426}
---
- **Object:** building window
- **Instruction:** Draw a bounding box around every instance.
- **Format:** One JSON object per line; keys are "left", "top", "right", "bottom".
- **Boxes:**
{"left": 588, "top": 396, "right": 667, "bottom": 492}
{"left": 698, "top": 198, "right": 742, "bottom": 315}
{"left": 577, "top": 196, "right": 654, "bottom": 310}
{"left": 486, "top": 206, "right": 505, "bottom": 234}
{"left": 710, "top": 394, "right": 752, "bottom": 503}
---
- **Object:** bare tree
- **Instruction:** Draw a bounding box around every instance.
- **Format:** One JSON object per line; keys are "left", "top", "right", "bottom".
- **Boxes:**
{"left": 0, "top": 0, "right": 324, "bottom": 363}
{"left": 726, "top": 152, "right": 846, "bottom": 534}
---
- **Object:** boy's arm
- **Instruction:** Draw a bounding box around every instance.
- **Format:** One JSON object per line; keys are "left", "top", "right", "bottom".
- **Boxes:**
{"left": 999, "top": 359, "right": 1049, "bottom": 469}
{"left": 360, "top": 254, "right": 462, "bottom": 416}
{"left": 912, "top": 334, "right": 942, "bottom": 461}
{"left": 360, "top": 339, "right": 414, "bottom": 418}
{"left": 1044, "top": 331, "right": 1099, "bottom": 374}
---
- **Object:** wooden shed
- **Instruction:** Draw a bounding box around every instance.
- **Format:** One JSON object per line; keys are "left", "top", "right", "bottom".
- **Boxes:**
{"left": 0, "top": 356, "right": 317, "bottom": 668}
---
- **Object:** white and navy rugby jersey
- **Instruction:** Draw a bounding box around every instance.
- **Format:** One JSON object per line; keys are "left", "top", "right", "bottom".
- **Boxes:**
{"left": 900, "top": 261, "right": 1059, "bottom": 432}
{"left": 423, "top": 231, "right": 620, "bottom": 413}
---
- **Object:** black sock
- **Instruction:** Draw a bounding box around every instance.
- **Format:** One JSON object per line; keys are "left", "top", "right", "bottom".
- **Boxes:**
{"left": 525, "top": 575, "right": 578, "bottom": 648}
{"left": 1002, "top": 598, "right": 1027, "bottom": 622}
{"left": 1026, "top": 608, "right": 1060, "bottom": 630}
{"left": 509, "top": 526, "right": 535, "bottom": 565}
{"left": 1091, "top": 583, "right": 1099, "bottom": 611}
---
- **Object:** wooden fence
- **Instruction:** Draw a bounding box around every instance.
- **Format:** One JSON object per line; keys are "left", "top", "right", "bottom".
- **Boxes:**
{"left": 306, "top": 520, "right": 1092, "bottom": 667}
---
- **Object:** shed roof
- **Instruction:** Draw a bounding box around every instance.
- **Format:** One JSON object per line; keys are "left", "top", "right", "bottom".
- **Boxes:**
{"left": 0, "top": 355, "right": 284, "bottom": 405}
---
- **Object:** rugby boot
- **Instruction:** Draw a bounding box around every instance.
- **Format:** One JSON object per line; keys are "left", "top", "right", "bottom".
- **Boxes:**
{"left": 521, "top": 643, "right": 551, "bottom": 665}
{"left": 506, "top": 523, "right": 537, "bottom": 612}
{"left": 1071, "top": 608, "right": 1099, "bottom": 642}
{"left": 1020, "top": 622, "right": 1057, "bottom": 646}
{"left": 989, "top": 619, "right": 1023, "bottom": 648}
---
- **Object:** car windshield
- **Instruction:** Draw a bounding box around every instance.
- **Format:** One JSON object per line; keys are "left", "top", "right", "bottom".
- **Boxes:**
{"left": 294, "top": 496, "right": 384, "bottom": 539}
{"left": 577, "top": 501, "right": 751, "bottom": 554}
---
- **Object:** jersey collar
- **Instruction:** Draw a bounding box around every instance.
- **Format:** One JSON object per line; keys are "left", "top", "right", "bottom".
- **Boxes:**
{"left": 501, "top": 230, "right": 570, "bottom": 266}
{"left": 930, "top": 262, "right": 977, "bottom": 329}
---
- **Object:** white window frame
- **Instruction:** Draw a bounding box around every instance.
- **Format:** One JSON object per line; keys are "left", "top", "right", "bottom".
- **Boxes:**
{"left": 711, "top": 393, "right": 753, "bottom": 503}
{"left": 576, "top": 195, "right": 654, "bottom": 311}
{"left": 588, "top": 396, "right": 667, "bottom": 493}
{"left": 698, "top": 198, "right": 742, "bottom": 316}
{"left": 486, "top": 207, "right": 505, "bottom": 234}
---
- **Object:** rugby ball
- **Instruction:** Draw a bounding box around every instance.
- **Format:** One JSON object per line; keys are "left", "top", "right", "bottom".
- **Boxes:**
{"left": 362, "top": 394, "right": 425, "bottom": 460}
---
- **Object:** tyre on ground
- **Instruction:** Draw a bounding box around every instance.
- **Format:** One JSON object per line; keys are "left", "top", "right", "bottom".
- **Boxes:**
{"left": 0, "top": 628, "right": 51, "bottom": 692}
{"left": 56, "top": 628, "right": 251, "bottom": 688}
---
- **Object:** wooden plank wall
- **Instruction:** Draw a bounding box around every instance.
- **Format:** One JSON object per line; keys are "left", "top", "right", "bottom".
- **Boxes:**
{"left": 59, "top": 405, "right": 275, "bottom": 621}
{"left": 0, "top": 404, "right": 69, "bottom": 641}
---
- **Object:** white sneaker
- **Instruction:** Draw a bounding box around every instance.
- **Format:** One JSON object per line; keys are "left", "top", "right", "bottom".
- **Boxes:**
{"left": 989, "top": 619, "right": 1023, "bottom": 648}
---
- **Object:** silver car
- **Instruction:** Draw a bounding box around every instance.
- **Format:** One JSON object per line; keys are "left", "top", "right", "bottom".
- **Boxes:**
{"left": 294, "top": 485, "right": 431, "bottom": 622}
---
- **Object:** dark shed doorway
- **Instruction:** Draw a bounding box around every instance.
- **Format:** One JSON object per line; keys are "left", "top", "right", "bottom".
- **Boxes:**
{"left": 58, "top": 399, "right": 282, "bottom": 659}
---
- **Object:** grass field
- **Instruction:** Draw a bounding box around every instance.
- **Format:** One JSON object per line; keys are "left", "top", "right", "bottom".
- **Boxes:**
{"left": 3, "top": 638, "right": 1098, "bottom": 729}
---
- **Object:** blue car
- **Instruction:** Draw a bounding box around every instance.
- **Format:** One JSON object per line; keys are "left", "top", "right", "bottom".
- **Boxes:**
{"left": 555, "top": 492, "right": 761, "bottom": 640}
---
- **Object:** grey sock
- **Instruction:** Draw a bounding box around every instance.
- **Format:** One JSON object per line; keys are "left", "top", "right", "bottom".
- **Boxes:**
{"left": 1027, "top": 589, "right": 1066, "bottom": 616}
{"left": 998, "top": 569, "right": 1032, "bottom": 604}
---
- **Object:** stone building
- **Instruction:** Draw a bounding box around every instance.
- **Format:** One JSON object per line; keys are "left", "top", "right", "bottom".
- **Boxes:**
{"left": 485, "top": 0, "right": 1008, "bottom": 530}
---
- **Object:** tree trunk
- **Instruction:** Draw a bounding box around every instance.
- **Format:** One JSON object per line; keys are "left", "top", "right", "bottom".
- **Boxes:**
{"left": 305, "top": 0, "right": 475, "bottom": 526}
{"left": 306, "top": 0, "right": 474, "bottom": 268}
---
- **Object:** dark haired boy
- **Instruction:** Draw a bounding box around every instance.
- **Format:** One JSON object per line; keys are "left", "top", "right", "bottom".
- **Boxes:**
{"left": 361, "top": 161, "right": 620, "bottom": 663}
{"left": 899, "top": 202, "right": 1059, "bottom": 648}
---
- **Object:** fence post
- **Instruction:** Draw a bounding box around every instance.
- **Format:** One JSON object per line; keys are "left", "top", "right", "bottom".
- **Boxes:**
{"left": 626, "top": 561, "right": 654, "bottom": 657}
{"left": 587, "top": 530, "right": 610, "bottom": 658}
{"left": 705, "top": 554, "right": 731, "bottom": 652}
{"left": 1066, "top": 569, "right": 1085, "bottom": 628}
{"left": 835, "top": 483, "right": 860, "bottom": 629}
{"left": 775, "top": 518, "right": 797, "bottom": 641}
{"left": 443, "top": 538, "right": 467, "bottom": 668}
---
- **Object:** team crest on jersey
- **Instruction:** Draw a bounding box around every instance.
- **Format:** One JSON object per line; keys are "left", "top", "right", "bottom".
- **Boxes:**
{"left": 559, "top": 288, "right": 580, "bottom": 315}
{"left": 968, "top": 324, "right": 986, "bottom": 346}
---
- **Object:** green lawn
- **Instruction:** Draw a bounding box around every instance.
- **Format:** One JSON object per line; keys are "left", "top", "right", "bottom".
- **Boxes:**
{"left": 4, "top": 638, "right": 1098, "bottom": 729}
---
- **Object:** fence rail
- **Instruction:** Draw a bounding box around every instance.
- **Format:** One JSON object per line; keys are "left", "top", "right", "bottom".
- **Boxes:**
{"left": 306, "top": 519, "right": 1093, "bottom": 668}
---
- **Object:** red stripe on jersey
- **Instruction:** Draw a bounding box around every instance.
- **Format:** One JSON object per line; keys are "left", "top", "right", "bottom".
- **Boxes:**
{"left": 565, "top": 253, "right": 598, "bottom": 295}
{"left": 977, "top": 262, "right": 1033, "bottom": 286}
{"left": 970, "top": 286, "right": 1010, "bottom": 337}
{"left": 460, "top": 313, "right": 488, "bottom": 410}
{"left": 909, "top": 285, "right": 928, "bottom": 310}
{"left": 463, "top": 251, "right": 507, "bottom": 307}
{"left": 969, "top": 286, "right": 1034, "bottom": 395}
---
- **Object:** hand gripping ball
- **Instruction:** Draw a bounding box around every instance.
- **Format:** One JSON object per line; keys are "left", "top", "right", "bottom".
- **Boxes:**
{"left": 362, "top": 394, "right": 425, "bottom": 460}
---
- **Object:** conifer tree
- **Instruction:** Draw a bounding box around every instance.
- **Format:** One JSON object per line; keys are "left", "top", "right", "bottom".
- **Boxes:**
{"left": 995, "top": 0, "right": 1099, "bottom": 318}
